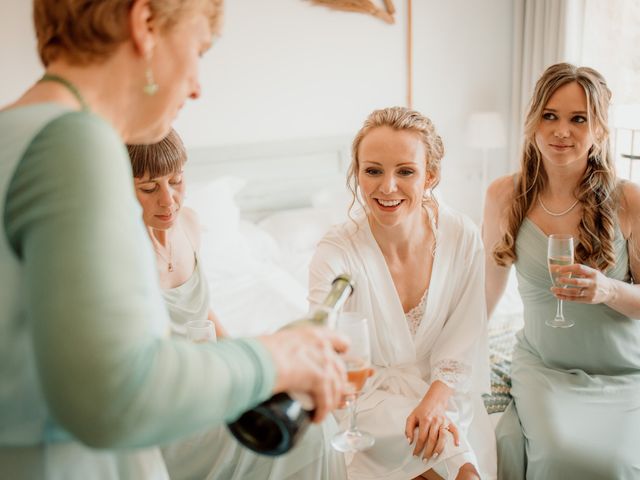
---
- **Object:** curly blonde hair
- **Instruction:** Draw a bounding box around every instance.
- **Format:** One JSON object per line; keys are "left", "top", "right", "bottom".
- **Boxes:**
{"left": 348, "top": 106, "right": 445, "bottom": 216}
{"left": 494, "top": 63, "right": 617, "bottom": 271}
{"left": 34, "top": 0, "right": 224, "bottom": 66}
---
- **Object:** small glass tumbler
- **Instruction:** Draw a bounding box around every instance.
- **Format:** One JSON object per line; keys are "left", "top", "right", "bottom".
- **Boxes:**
{"left": 185, "top": 320, "right": 216, "bottom": 344}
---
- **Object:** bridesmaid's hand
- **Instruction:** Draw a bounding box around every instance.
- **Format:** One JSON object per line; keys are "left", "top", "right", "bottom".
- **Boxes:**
{"left": 551, "top": 263, "right": 615, "bottom": 304}
{"left": 404, "top": 381, "right": 459, "bottom": 462}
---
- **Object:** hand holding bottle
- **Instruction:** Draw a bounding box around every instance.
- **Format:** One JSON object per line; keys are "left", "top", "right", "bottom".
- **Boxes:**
{"left": 228, "top": 274, "right": 355, "bottom": 455}
{"left": 259, "top": 326, "right": 350, "bottom": 422}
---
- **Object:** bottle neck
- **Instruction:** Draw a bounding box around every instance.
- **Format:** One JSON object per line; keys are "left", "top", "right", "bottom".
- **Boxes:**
{"left": 308, "top": 275, "right": 354, "bottom": 326}
{"left": 321, "top": 277, "right": 353, "bottom": 310}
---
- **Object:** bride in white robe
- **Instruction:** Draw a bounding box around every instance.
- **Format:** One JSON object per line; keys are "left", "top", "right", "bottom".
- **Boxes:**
{"left": 308, "top": 107, "right": 496, "bottom": 480}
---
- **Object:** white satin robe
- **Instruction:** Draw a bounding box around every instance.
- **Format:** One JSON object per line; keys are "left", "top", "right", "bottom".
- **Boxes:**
{"left": 308, "top": 205, "right": 496, "bottom": 480}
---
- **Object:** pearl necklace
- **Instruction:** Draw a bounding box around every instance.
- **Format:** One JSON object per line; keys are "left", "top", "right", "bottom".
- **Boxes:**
{"left": 538, "top": 197, "right": 579, "bottom": 217}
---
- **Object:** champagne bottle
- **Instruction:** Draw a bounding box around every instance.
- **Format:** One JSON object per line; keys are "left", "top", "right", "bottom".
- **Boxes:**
{"left": 227, "top": 274, "right": 354, "bottom": 456}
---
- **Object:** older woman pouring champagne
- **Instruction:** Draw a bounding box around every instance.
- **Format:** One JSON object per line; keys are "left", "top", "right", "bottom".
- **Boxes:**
{"left": 0, "top": 1, "right": 349, "bottom": 478}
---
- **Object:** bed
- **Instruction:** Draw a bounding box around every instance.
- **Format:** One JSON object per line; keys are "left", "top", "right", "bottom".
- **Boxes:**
{"left": 183, "top": 136, "right": 524, "bottom": 427}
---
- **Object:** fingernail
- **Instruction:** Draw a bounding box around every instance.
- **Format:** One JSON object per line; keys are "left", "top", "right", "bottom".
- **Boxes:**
{"left": 432, "top": 452, "right": 439, "bottom": 458}
{"left": 422, "top": 458, "right": 428, "bottom": 464}
{"left": 407, "top": 437, "right": 411, "bottom": 444}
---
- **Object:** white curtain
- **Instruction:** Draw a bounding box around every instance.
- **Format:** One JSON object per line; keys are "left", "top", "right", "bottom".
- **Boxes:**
{"left": 509, "top": 0, "right": 586, "bottom": 169}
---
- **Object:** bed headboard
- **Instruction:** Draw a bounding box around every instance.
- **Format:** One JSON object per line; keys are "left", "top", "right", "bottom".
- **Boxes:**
{"left": 185, "top": 136, "right": 352, "bottom": 221}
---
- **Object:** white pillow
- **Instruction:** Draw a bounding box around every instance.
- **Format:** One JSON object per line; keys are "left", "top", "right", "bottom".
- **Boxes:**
{"left": 258, "top": 206, "right": 348, "bottom": 287}
{"left": 198, "top": 218, "right": 309, "bottom": 337}
{"left": 258, "top": 207, "right": 335, "bottom": 254}
{"left": 186, "top": 175, "right": 246, "bottom": 233}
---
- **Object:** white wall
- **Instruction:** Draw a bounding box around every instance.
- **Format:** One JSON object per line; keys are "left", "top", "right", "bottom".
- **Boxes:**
{"left": 0, "top": 1, "right": 41, "bottom": 99}
{"left": 0, "top": 0, "right": 514, "bottom": 222}
{"left": 412, "top": 1, "right": 513, "bottom": 221}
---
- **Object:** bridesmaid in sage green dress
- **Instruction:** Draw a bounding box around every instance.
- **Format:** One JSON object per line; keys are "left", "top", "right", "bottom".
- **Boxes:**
{"left": 127, "top": 131, "right": 347, "bottom": 480}
{"left": 483, "top": 62, "right": 640, "bottom": 479}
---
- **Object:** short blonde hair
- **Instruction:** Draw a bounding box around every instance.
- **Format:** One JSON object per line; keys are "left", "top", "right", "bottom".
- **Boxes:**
{"left": 34, "top": 0, "right": 224, "bottom": 66}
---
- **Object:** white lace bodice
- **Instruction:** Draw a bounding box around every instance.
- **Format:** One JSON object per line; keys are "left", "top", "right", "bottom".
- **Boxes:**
{"left": 405, "top": 288, "right": 470, "bottom": 390}
{"left": 405, "top": 289, "right": 428, "bottom": 336}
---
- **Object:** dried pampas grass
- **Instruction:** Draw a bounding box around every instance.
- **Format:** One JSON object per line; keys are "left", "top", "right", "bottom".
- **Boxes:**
{"left": 309, "top": 0, "right": 396, "bottom": 24}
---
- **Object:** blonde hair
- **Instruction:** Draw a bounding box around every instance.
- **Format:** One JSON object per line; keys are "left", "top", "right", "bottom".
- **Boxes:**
{"left": 348, "top": 106, "right": 444, "bottom": 216}
{"left": 127, "top": 128, "right": 187, "bottom": 178}
{"left": 494, "top": 62, "right": 617, "bottom": 271}
{"left": 34, "top": 0, "right": 224, "bottom": 66}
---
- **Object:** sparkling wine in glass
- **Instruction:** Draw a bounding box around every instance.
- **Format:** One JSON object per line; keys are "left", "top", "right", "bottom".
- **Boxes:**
{"left": 331, "top": 313, "right": 375, "bottom": 452}
{"left": 547, "top": 234, "right": 575, "bottom": 328}
{"left": 227, "top": 275, "right": 354, "bottom": 456}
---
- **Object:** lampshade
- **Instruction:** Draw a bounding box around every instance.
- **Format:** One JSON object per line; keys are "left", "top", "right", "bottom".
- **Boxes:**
{"left": 467, "top": 112, "right": 506, "bottom": 149}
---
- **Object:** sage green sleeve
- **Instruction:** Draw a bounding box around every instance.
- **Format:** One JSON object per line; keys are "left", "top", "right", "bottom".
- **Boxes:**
{"left": 4, "top": 112, "right": 276, "bottom": 448}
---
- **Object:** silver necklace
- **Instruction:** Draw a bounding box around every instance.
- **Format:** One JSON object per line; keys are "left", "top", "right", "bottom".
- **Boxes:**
{"left": 153, "top": 240, "right": 174, "bottom": 272}
{"left": 538, "top": 197, "right": 579, "bottom": 217}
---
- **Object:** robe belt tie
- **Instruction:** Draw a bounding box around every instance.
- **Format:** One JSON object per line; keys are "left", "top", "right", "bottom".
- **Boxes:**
{"left": 366, "top": 364, "right": 429, "bottom": 399}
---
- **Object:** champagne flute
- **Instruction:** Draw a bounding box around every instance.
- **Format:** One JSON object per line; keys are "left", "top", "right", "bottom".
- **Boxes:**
{"left": 185, "top": 320, "right": 216, "bottom": 343}
{"left": 331, "top": 312, "right": 375, "bottom": 452}
{"left": 547, "top": 234, "right": 575, "bottom": 328}
{"left": 227, "top": 275, "right": 354, "bottom": 456}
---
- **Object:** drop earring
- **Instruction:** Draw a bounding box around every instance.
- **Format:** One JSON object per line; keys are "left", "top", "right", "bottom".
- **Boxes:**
{"left": 143, "top": 53, "right": 159, "bottom": 96}
{"left": 422, "top": 185, "right": 434, "bottom": 202}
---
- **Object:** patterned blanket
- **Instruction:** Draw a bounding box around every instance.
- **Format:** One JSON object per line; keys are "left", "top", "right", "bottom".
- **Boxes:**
{"left": 483, "top": 324, "right": 518, "bottom": 414}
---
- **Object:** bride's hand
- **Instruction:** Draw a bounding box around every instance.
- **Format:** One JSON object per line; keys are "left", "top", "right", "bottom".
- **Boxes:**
{"left": 404, "top": 381, "right": 459, "bottom": 461}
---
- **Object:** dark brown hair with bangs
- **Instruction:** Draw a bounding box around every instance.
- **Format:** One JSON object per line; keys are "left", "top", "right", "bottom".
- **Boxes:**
{"left": 127, "top": 128, "right": 187, "bottom": 179}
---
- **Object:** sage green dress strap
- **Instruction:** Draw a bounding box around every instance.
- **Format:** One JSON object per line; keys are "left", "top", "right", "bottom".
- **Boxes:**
{"left": 496, "top": 218, "right": 640, "bottom": 479}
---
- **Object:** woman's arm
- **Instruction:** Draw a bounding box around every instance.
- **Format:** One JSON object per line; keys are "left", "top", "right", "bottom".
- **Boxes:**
{"left": 208, "top": 308, "right": 228, "bottom": 338}
{"left": 308, "top": 233, "right": 352, "bottom": 310}
{"left": 5, "top": 114, "right": 273, "bottom": 448}
{"left": 483, "top": 176, "right": 515, "bottom": 317}
{"left": 552, "top": 181, "right": 640, "bottom": 318}
{"left": 180, "top": 207, "right": 229, "bottom": 337}
{"left": 405, "top": 379, "right": 461, "bottom": 461}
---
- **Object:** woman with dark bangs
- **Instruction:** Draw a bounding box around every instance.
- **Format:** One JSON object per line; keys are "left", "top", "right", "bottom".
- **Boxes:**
{"left": 127, "top": 130, "right": 347, "bottom": 479}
